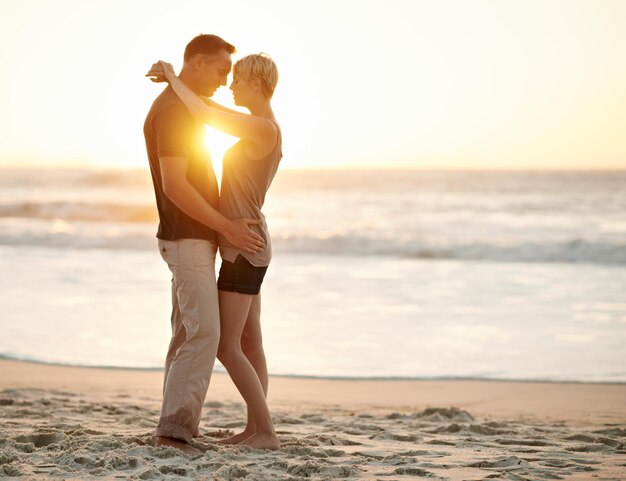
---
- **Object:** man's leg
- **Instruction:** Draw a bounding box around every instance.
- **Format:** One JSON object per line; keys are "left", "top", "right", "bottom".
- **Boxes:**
{"left": 156, "top": 239, "right": 220, "bottom": 445}
{"left": 162, "top": 276, "right": 203, "bottom": 437}
{"left": 163, "top": 279, "right": 185, "bottom": 394}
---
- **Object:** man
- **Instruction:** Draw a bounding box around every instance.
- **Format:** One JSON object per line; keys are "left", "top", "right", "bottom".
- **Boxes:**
{"left": 143, "top": 34, "right": 264, "bottom": 453}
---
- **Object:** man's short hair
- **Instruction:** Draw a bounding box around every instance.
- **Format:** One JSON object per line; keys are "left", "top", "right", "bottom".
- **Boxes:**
{"left": 184, "top": 34, "right": 236, "bottom": 62}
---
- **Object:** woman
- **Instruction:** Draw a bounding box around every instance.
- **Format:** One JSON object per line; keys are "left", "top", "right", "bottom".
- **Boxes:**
{"left": 147, "top": 53, "right": 282, "bottom": 450}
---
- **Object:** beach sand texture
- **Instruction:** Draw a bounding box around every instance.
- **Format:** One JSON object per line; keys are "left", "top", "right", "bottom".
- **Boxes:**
{"left": 1, "top": 360, "right": 625, "bottom": 480}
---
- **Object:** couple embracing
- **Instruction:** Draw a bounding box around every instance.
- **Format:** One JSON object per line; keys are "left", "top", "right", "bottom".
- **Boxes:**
{"left": 143, "top": 34, "right": 281, "bottom": 453}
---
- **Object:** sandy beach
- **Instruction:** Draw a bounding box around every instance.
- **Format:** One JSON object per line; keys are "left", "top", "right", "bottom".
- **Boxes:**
{"left": 0, "top": 359, "right": 624, "bottom": 480}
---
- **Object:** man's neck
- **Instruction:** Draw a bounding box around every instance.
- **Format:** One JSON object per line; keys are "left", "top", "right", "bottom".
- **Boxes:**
{"left": 177, "top": 70, "right": 201, "bottom": 95}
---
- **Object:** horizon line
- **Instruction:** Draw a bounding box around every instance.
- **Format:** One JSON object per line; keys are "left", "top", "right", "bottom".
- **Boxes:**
{"left": 1, "top": 164, "right": 626, "bottom": 172}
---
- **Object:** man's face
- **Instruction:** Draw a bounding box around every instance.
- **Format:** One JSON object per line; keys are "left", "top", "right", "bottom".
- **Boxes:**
{"left": 197, "top": 50, "right": 232, "bottom": 97}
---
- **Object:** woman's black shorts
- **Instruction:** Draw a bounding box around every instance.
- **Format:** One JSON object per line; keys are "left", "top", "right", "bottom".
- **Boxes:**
{"left": 217, "top": 254, "right": 268, "bottom": 295}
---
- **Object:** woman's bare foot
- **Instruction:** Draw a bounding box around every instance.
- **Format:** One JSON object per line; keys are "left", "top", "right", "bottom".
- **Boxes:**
{"left": 240, "top": 432, "right": 280, "bottom": 450}
{"left": 154, "top": 436, "right": 201, "bottom": 456}
{"left": 216, "top": 430, "right": 255, "bottom": 445}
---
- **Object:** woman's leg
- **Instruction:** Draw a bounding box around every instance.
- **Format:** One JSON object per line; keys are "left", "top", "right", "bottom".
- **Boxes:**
{"left": 218, "top": 294, "right": 267, "bottom": 444}
{"left": 216, "top": 290, "right": 279, "bottom": 450}
{"left": 243, "top": 295, "right": 268, "bottom": 393}
{"left": 240, "top": 295, "right": 268, "bottom": 433}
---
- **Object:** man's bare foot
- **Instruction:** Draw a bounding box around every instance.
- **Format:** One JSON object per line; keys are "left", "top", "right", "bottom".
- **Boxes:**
{"left": 216, "top": 430, "right": 254, "bottom": 445}
{"left": 240, "top": 432, "right": 280, "bottom": 450}
{"left": 155, "top": 436, "right": 201, "bottom": 455}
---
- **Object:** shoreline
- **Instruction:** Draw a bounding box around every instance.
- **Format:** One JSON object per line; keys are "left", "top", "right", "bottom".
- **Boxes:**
{"left": 2, "top": 358, "right": 625, "bottom": 425}
{"left": 1, "top": 355, "right": 625, "bottom": 385}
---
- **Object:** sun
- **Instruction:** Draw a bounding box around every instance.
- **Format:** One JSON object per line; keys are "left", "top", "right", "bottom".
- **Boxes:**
{"left": 204, "top": 127, "right": 238, "bottom": 182}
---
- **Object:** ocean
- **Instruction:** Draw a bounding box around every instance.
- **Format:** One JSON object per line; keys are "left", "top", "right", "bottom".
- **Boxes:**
{"left": 1, "top": 168, "right": 625, "bottom": 382}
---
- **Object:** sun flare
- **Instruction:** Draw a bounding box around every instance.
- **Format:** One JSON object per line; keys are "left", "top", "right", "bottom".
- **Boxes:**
{"left": 204, "top": 127, "right": 238, "bottom": 182}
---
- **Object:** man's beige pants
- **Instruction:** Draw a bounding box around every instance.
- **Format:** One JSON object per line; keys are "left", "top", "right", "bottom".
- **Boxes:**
{"left": 155, "top": 238, "right": 220, "bottom": 443}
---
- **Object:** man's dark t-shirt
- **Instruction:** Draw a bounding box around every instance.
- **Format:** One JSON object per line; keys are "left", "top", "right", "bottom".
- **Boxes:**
{"left": 144, "top": 86, "right": 218, "bottom": 242}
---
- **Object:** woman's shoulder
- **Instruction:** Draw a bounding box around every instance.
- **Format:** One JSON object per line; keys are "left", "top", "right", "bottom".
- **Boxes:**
{"left": 266, "top": 117, "right": 280, "bottom": 132}
{"left": 264, "top": 117, "right": 281, "bottom": 146}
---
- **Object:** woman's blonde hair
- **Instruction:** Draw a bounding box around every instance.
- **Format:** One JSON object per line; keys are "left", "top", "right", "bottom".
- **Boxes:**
{"left": 233, "top": 53, "right": 279, "bottom": 99}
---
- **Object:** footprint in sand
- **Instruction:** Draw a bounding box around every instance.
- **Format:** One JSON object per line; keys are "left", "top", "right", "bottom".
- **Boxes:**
{"left": 369, "top": 431, "right": 418, "bottom": 442}
{"left": 287, "top": 460, "right": 360, "bottom": 478}
{"left": 14, "top": 432, "right": 65, "bottom": 447}
{"left": 0, "top": 465, "right": 23, "bottom": 477}
{"left": 308, "top": 434, "right": 363, "bottom": 446}
{"left": 495, "top": 437, "right": 556, "bottom": 446}
{"left": 415, "top": 407, "right": 475, "bottom": 423}
{"left": 393, "top": 466, "right": 433, "bottom": 476}
{"left": 469, "top": 423, "right": 515, "bottom": 435}
{"left": 468, "top": 455, "right": 531, "bottom": 469}
{"left": 159, "top": 465, "right": 189, "bottom": 476}
{"left": 593, "top": 427, "right": 626, "bottom": 437}
{"left": 213, "top": 464, "right": 249, "bottom": 478}
{"left": 566, "top": 433, "right": 622, "bottom": 447}
{"left": 282, "top": 445, "right": 330, "bottom": 458}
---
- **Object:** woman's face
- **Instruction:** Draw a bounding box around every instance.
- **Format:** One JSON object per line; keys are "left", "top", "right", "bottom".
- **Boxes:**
{"left": 229, "top": 73, "right": 257, "bottom": 107}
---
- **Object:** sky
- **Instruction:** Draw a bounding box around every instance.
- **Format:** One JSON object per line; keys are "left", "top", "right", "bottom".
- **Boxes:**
{"left": 0, "top": 0, "right": 625, "bottom": 170}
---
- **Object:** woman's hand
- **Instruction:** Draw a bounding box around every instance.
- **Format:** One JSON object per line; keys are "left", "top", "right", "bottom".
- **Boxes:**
{"left": 145, "top": 61, "right": 176, "bottom": 83}
{"left": 158, "top": 61, "right": 176, "bottom": 82}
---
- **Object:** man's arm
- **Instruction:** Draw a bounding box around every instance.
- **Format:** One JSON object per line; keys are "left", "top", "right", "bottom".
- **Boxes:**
{"left": 153, "top": 103, "right": 264, "bottom": 253}
{"left": 160, "top": 156, "right": 264, "bottom": 253}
